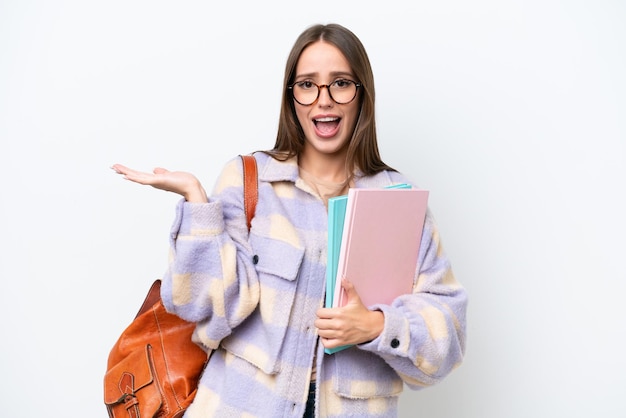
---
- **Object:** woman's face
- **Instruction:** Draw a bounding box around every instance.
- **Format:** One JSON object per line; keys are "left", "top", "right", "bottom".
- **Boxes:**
{"left": 293, "top": 41, "right": 360, "bottom": 159}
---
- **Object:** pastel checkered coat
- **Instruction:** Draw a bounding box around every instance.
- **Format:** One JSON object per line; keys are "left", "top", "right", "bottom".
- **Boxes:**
{"left": 160, "top": 152, "right": 467, "bottom": 418}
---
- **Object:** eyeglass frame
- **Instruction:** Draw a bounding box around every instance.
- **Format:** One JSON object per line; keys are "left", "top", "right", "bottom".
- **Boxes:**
{"left": 287, "top": 79, "right": 362, "bottom": 106}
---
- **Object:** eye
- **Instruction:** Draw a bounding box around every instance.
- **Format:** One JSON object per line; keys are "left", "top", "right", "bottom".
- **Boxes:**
{"left": 296, "top": 81, "right": 316, "bottom": 90}
{"left": 332, "top": 79, "right": 353, "bottom": 89}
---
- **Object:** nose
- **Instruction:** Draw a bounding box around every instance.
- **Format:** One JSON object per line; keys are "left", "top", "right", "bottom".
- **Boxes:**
{"left": 317, "top": 85, "right": 334, "bottom": 107}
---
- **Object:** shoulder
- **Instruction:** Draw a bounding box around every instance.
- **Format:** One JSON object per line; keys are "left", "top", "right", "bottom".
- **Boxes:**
{"left": 214, "top": 152, "right": 274, "bottom": 188}
{"left": 213, "top": 152, "right": 299, "bottom": 195}
{"left": 213, "top": 156, "right": 246, "bottom": 194}
{"left": 356, "top": 169, "right": 418, "bottom": 188}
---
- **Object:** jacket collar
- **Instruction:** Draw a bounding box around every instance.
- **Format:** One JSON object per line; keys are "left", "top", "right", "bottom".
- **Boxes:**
{"left": 256, "top": 152, "right": 397, "bottom": 188}
{"left": 258, "top": 153, "right": 300, "bottom": 183}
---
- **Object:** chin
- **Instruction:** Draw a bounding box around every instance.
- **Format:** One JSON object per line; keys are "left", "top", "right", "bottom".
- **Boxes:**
{"left": 318, "top": 144, "right": 349, "bottom": 157}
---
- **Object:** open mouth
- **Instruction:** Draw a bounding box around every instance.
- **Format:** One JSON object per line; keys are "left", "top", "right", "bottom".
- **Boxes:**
{"left": 314, "top": 116, "right": 341, "bottom": 136}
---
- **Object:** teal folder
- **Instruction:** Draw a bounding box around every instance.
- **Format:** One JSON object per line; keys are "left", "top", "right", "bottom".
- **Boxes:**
{"left": 324, "top": 183, "right": 411, "bottom": 354}
{"left": 324, "top": 194, "right": 348, "bottom": 311}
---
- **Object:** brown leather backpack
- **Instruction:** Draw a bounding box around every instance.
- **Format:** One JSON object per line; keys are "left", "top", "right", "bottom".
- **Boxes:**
{"left": 104, "top": 154, "right": 258, "bottom": 418}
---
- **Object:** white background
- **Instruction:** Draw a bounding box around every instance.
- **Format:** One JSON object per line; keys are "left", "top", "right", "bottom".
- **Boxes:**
{"left": 1, "top": 1, "right": 625, "bottom": 417}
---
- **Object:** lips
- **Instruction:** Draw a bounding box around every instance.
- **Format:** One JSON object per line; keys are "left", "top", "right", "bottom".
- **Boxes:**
{"left": 313, "top": 116, "right": 341, "bottom": 138}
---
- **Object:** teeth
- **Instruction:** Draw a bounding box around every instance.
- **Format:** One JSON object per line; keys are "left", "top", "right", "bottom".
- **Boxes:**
{"left": 315, "top": 117, "right": 338, "bottom": 122}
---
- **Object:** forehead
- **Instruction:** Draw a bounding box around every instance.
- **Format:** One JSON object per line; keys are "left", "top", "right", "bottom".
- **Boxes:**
{"left": 295, "top": 41, "right": 352, "bottom": 76}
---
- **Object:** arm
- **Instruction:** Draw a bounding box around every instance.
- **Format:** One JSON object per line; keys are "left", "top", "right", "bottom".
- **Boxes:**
{"left": 316, "top": 211, "right": 467, "bottom": 388}
{"left": 359, "top": 213, "right": 467, "bottom": 388}
{"left": 112, "top": 158, "right": 261, "bottom": 348}
{"left": 161, "top": 157, "right": 261, "bottom": 348}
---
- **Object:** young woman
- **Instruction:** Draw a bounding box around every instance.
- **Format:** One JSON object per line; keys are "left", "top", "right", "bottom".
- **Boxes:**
{"left": 112, "top": 23, "right": 467, "bottom": 418}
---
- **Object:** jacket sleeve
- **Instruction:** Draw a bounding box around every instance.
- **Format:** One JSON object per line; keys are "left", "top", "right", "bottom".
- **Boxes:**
{"left": 160, "top": 156, "right": 260, "bottom": 349}
{"left": 358, "top": 210, "right": 468, "bottom": 389}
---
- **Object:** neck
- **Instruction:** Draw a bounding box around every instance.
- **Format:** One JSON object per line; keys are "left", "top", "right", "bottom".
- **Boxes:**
{"left": 299, "top": 148, "right": 348, "bottom": 183}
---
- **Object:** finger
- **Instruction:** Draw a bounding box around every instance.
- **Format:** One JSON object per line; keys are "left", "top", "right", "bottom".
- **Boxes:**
{"left": 315, "top": 307, "right": 335, "bottom": 319}
{"left": 110, "top": 164, "right": 130, "bottom": 174}
{"left": 111, "top": 164, "right": 147, "bottom": 183}
{"left": 320, "top": 337, "right": 342, "bottom": 349}
{"left": 317, "top": 328, "right": 341, "bottom": 339}
{"left": 153, "top": 167, "right": 169, "bottom": 174}
{"left": 111, "top": 164, "right": 144, "bottom": 178}
{"left": 314, "top": 317, "right": 340, "bottom": 332}
{"left": 341, "top": 279, "right": 361, "bottom": 304}
{"left": 115, "top": 167, "right": 158, "bottom": 186}
{"left": 320, "top": 337, "right": 332, "bottom": 348}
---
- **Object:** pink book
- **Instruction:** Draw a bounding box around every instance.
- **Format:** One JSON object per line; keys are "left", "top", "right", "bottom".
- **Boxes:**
{"left": 333, "top": 188, "right": 429, "bottom": 308}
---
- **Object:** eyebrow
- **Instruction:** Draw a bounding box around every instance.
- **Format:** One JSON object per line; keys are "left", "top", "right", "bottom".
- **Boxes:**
{"left": 294, "top": 71, "right": 355, "bottom": 80}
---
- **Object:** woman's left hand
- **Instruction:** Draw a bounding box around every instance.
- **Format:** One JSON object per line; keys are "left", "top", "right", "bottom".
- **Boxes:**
{"left": 315, "top": 279, "right": 384, "bottom": 349}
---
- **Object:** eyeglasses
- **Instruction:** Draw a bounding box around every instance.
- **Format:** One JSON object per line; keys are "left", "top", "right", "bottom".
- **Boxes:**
{"left": 288, "top": 79, "right": 361, "bottom": 106}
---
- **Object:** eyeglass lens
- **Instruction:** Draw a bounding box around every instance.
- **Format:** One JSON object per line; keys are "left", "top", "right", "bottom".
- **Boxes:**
{"left": 292, "top": 80, "right": 358, "bottom": 105}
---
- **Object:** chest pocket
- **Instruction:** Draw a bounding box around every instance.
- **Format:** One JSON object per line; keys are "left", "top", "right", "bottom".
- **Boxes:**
{"left": 221, "top": 233, "right": 305, "bottom": 375}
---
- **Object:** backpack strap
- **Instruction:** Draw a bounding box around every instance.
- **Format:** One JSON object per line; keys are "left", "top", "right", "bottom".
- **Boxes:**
{"left": 240, "top": 154, "right": 258, "bottom": 231}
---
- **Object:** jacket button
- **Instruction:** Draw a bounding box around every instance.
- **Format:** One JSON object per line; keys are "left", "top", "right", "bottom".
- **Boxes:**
{"left": 390, "top": 338, "right": 400, "bottom": 348}
{"left": 252, "top": 255, "right": 259, "bottom": 264}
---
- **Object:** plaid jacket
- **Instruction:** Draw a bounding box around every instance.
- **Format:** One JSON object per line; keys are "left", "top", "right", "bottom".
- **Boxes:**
{"left": 161, "top": 152, "right": 467, "bottom": 418}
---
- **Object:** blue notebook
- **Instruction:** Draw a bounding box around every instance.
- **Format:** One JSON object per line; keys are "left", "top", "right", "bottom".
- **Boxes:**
{"left": 324, "top": 183, "right": 412, "bottom": 354}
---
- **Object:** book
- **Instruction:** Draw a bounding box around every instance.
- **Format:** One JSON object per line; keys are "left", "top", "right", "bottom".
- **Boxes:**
{"left": 324, "top": 184, "right": 428, "bottom": 354}
{"left": 324, "top": 183, "right": 412, "bottom": 312}
{"left": 333, "top": 187, "right": 429, "bottom": 307}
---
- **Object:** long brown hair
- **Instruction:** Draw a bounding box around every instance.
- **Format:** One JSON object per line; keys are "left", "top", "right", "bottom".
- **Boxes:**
{"left": 268, "top": 23, "right": 394, "bottom": 177}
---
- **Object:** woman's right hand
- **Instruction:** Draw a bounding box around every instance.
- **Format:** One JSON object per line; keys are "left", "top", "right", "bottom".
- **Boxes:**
{"left": 111, "top": 164, "right": 208, "bottom": 203}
